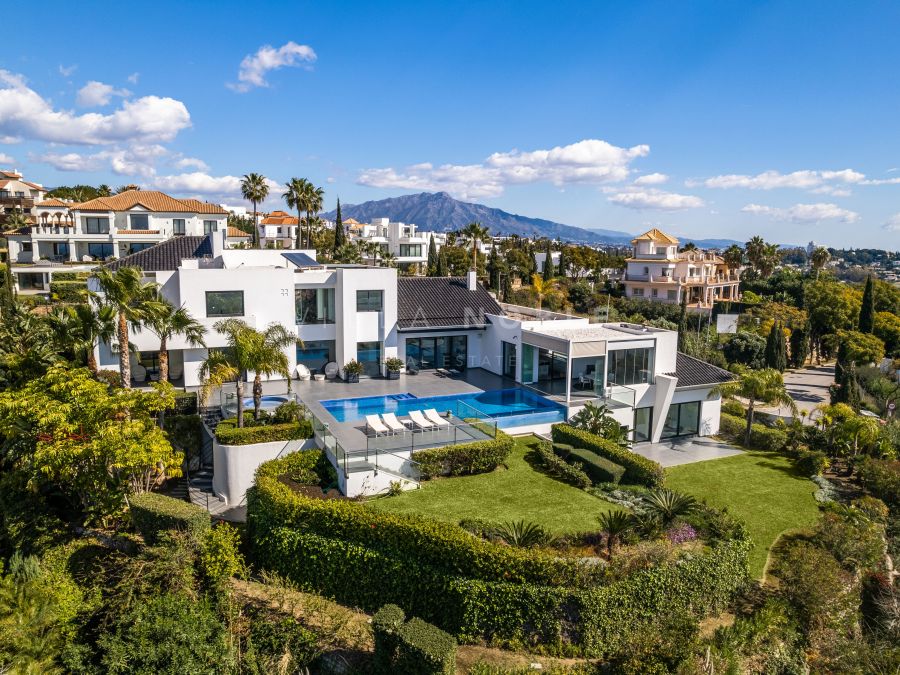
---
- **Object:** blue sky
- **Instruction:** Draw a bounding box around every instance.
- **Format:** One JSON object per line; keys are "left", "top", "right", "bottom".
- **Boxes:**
{"left": 2, "top": 0, "right": 900, "bottom": 248}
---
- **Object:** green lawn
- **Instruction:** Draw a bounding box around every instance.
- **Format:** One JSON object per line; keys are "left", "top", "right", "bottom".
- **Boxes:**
{"left": 666, "top": 451, "right": 820, "bottom": 578}
{"left": 368, "top": 436, "right": 617, "bottom": 534}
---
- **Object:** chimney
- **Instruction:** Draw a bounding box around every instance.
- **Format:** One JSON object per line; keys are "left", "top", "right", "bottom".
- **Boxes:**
{"left": 467, "top": 270, "right": 477, "bottom": 291}
{"left": 211, "top": 228, "right": 225, "bottom": 258}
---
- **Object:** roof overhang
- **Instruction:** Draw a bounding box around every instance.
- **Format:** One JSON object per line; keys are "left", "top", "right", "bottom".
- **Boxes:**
{"left": 522, "top": 329, "right": 608, "bottom": 357}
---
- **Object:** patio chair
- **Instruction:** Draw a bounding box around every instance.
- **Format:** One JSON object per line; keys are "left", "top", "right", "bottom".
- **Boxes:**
{"left": 382, "top": 412, "right": 408, "bottom": 434}
{"left": 132, "top": 364, "right": 147, "bottom": 383}
{"left": 408, "top": 410, "right": 435, "bottom": 431}
{"left": 324, "top": 362, "right": 339, "bottom": 379}
{"left": 435, "top": 368, "right": 451, "bottom": 378}
{"left": 578, "top": 374, "right": 592, "bottom": 390}
{"left": 405, "top": 359, "right": 420, "bottom": 375}
{"left": 423, "top": 409, "right": 451, "bottom": 428}
{"left": 365, "top": 414, "right": 390, "bottom": 436}
{"left": 295, "top": 363, "right": 311, "bottom": 381}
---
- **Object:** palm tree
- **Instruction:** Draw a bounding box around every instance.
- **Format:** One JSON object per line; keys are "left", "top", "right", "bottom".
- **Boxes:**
{"left": 92, "top": 266, "right": 161, "bottom": 388}
{"left": 115, "top": 184, "right": 140, "bottom": 194}
{"left": 2, "top": 208, "right": 29, "bottom": 233}
{"left": 45, "top": 302, "right": 116, "bottom": 373}
{"left": 283, "top": 177, "right": 309, "bottom": 250}
{"left": 712, "top": 368, "right": 797, "bottom": 445}
{"left": 459, "top": 222, "right": 489, "bottom": 272}
{"left": 302, "top": 181, "right": 325, "bottom": 249}
{"left": 380, "top": 251, "right": 397, "bottom": 268}
{"left": 722, "top": 244, "right": 743, "bottom": 270}
{"left": 597, "top": 510, "right": 633, "bottom": 559}
{"left": 644, "top": 489, "right": 697, "bottom": 527}
{"left": 810, "top": 246, "right": 831, "bottom": 279}
{"left": 145, "top": 298, "right": 206, "bottom": 384}
{"left": 97, "top": 184, "right": 112, "bottom": 197}
{"left": 241, "top": 173, "right": 269, "bottom": 249}
{"left": 198, "top": 319, "right": 295, "bottom": 426}
{"left": 531, "top": 273, "right": 557, "bottom": 311}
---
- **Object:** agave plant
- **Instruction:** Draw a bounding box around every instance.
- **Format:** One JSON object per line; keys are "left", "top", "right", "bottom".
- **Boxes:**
{"left": 492, "top": 520, "right": 554, "bottom": 548}
{"left": 597, "top": 510, "right": 633, "bottom": 558}
{"left": 645, "top": 489, "right": 697, "bottom": 527}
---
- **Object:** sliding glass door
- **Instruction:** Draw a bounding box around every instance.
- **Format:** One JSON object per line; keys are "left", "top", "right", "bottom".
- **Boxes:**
{"left": 502, "top": 341, "right": 516, "bottom": 379}
{"left": 404, "top": 336, "right": 467, "bottom": 371}
{"left": 660, "top": 401, "right": 701, "bottom": 439}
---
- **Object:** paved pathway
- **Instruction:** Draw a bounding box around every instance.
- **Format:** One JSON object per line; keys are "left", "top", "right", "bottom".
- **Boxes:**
{"left": 633, "top": 436, "right": 743, "bottom": 467}
{"left": 752, "top": 363, "right": 835, "bottom": 422}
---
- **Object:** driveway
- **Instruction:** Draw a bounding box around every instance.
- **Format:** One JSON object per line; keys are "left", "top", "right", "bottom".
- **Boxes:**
{"left": 633, "top": 436, "right": 743, "bottom": 468}
{"left": 753, "top": 364, "right": 835, "bottom": 422}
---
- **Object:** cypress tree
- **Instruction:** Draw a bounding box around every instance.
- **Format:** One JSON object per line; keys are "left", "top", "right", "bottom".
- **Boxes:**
{"left": 844, "top": 362, "right": 861, "bottom": 411}
{"left": 542, "top": 240, "right": 554, "bottom": 281}
{"left": 859, "top": 274, "right": 875, "bottom": 333}
{"left": 557, "top": 246, "right": 568, "bottom": 278}
{"left": 427, "top": 235, "right": 437, "bottom": 276}
{"left": 834, "top": 341, "right": 848, "bottom": 384}
{"left": 528, "top": 247, "right": 538, "bottom": 277}
{"left": 502, "top": 270, "right": 512, "bottom": 302}
{"left": 789, "top": 323, "right": 809, "bottom": 368}
{"left": 487, "top": 245, "right": 500, "bottom": 291}
{"left": 435, "top": 250, "right": 446, "bottom": 277}
{"left": 677, "top": 291, "right": 688, "bottom": 351}
{"left": 332, "top": 198, "right": 345, "bottom": 254}
{"left": 0, "top": 255, "right": 15, "bottom": 315}
{"left": 765, "top": 321, "right": 787, "bottom": 371}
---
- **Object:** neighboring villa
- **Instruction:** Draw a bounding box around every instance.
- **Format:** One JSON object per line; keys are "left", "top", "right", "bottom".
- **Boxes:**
{"left": 348, "top": 217, "right": 448, "bottom": 272}
{"left": 257, "top": 210, "right": 300, "bottom": 249}
{"left": 0, "top": 169, "right": 48, "bottom": 228}
{"left": 623, "top": 228, "right": 741, "bottom": 310}
{"left": 91, "top": 231, "right": 733, "bottom": 500}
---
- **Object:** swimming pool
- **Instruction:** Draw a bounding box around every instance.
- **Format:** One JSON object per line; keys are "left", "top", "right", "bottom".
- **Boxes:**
{"left": 223, "top": 395, "right": 292, "bottom": 416}
{"left": 320, "top": 388, "right": 565, "bottom": 428}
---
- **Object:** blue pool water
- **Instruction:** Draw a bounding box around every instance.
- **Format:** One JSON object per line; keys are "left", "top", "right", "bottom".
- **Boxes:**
{"left": 320, "top": 388, "right": 565, "bottom": 428}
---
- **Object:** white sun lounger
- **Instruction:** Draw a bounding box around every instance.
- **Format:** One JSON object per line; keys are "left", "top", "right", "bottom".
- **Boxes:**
{"left": 408, "top": 410, "right": 435, "bottom": 431}
{"left": 381, "top": 412, "right": 408, "bottom": 434}
{"left": 366, "top": 414, "right": 390, "bottom": 436}
{"left": 423, "top": 409, "right": 451, "bottom": 428}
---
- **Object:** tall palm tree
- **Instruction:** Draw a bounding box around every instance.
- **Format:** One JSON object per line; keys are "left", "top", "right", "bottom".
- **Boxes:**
{"left": 198, "top": 319, "right": 295, "bottom": 426}
{"left": 597, "top": 510, "right": 633, "bottom": 559}
{"left": 45, "top": 301, "right": 116, "bottom": 373}
{"left": 722, "top": 244, "right": 743, "bottom": 270}
{"left": 459, "top": 222, "right": 490, "bottom": 272}
{"left": 810, "top": 246, "right": 831, "bottom": 279}
{"left": 93, "top": 266, "right": 162, "bottom": 388}
{"left": 145, "top": 298, "right": 206, "bottom": 384}
{"left": 301, "top": 181, "right": 325, "bottom": 249}
{"left": 712, "top": 368, "right": 797, "bottom": 445}
{"left": 97, "top": 184, "right": 112, "bottom": 197}
{"left": 283, "top": 177, "right": 309, "bottom": 250}
{"left": 241, "top": 173, "right": 269, "bottom": 249}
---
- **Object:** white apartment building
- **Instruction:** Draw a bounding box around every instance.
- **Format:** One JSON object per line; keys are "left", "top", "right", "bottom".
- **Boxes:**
{"left": 0, "top": 169, "right": 48, "bottom": 228}
{"left": 350, "top": 218, "right": 446, "bottom": 271}
{"left": 622, "top": 228, "right": 741, "bottom": 310}
{"left": 6, "top": 190, "right": 228, "bottom": 264}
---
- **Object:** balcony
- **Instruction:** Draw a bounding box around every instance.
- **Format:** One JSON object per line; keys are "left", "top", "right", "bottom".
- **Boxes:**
{"left": 0, "top": 196, "right": 35, "bottom": 209}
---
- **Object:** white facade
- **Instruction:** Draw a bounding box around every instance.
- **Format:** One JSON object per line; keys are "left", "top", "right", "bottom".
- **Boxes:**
{"left": 350, "top": 218, "right": 443, "bottom": 271}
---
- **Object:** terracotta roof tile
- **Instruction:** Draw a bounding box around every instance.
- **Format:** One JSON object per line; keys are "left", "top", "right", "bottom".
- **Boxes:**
{"left": 227, "top": 226, "right": 251, "bottom": 238}
{"left": 261, "top": 210, "right": 299, "bottom": 225}
{"left": 75, "top": 190, "right": 228, "bottom": 214}
{"left": 35, "top": 198, "right": 70, "bottom": 208}
{"left": 632, "top": 228, "right": 680, "bottom": 245}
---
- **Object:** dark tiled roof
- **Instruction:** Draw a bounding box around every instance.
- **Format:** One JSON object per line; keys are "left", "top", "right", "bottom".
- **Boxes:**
{"left": 397, "top": 276, "right": 503, "bottom": 330}
{"left": 105, "top": 235, "right": 212, "bottom": 272}
{"left": 667, "top": 352, "right": 735, "bottom": 388}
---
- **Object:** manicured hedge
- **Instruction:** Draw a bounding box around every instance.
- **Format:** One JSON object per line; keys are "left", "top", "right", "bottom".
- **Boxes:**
{"left": 533, "top": 441, "right": 591, "bottom": 488}
{"left": 718, "top": 412, "right": 788, "bottom": 451}
{"left": 721, "top": 399, "right": 746, "bottom": 417}
{"left": 130, "top": 492, "right": 210, "bottom": 544}
{"left": 373, "top": 604, "right": 406, "bottom": 674}
{"left": 51, "top": 271, "right": 90, "bottom": 282}
{"left": 718, "top": 412, "right": 746, "bottom": 439}
{"left": 163, "top": 414, "right": 203, "bottom": 456}
{"left": 412, "top": 432, "right": 513, "bottom": 479}
{"left": 396, "top": 617, "right": 457, "bottom": 674}
{"left": 795, "top": 449, "right": 829, "bottom": 476}
{"left": 49, "top": 280, "right": 87, "bottom": 302}
{"left": 172, "top": 391, "right": 198, "bottom": 415}
{"left": 555, "top": 444, "right": 625, "bottom": 485}
{"left": 215, "top": 418, "right": 313, "bottom": 445}
{"left": 551, "top": 424, "right": 665, "bottom": 487}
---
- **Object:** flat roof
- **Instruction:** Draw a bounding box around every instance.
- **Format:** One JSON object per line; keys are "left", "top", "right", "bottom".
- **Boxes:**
{"left": 526, "top": 322, "right": 672, "bottom": 342}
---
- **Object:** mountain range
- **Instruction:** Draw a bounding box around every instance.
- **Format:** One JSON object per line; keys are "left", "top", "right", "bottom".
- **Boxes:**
{"left": 322, "top": 191, "right": 740, "bottom": 248}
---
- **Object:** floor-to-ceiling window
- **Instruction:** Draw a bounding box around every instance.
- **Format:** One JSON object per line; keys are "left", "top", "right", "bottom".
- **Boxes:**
{"left": 295, "top": 288, "right": 335, "bottom": 324}
{"left": 660, "top": 401, "right": 701, "bottom": 439}
{"left": 633, "top": 407, "right": 653, "bottom": 443}
{"left": 404, "top": 336, "right": 467, "bottom": 370}
{"left": 502, "top": 341, "right": 516, "bottom": 379}
{"left": 296, "top": 340, "right": 335, "bottom": 374}
{"left": 357, "top": 341, "right": 383, "bottom": 377}
{"left": 537, "top": 348, "right": 568, "bottom": 395}
{"left": 521, "top": 344, "right": 535, "bottom": 383}
{"left": 607, "top": 348, "right": 654, "bottom": 386}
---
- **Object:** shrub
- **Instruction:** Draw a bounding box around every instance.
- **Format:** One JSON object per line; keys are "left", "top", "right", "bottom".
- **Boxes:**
{"left": 492, "top": 520, "right": 555, "bottom": 548}
{"left": 718, "top": 412, "right": 746, "bottom": 439}
{"left": 856, "top": 457, "right": 900, "bottom": 508}
{"left": 721, "top": 399, "right": 745, "bottom": 417}
{"left": 556, "top": 444, "right": 625, "bottom": 485}
{"left": 162, "top": 414, "right": 202, "bottom": 457}
{"left": 533, "top": 441, "right": 591, "bottom": 488}
{"left": 796, "top": 449, "right": 829, "bottom": 476}
{"left": 748, "top": 424, "right": 788, "bottom": 452}
{"left": 396, "top": 617, "right": 457, "bottom": 674}
{"left": 172, "top": 391, "right": 198, "bottom": 415}
{"left": 271, "top": 400, "right": 306, "bottom": 424}
{"left": 129, "top": 492, "right": 210, "bottom": 545}
{"left": 199, "top": 523, "right": 246, "bottom": 588}
{"left": 551, "top": 424, "right": 665, "bottom": 487}
{"left": 246, "top": 611, "right": 319, "bottom": 671}
{"left": 373, "top": 604, "right": 406, "bottom": 673}
{"left": 49, "top": 280, "right": 87, "bottom": 303}
{"left": 412, "top": 433, "right": 513, "bottom": 479}
{"left": 215, "top": 417, "right": 312, "bottom": 445}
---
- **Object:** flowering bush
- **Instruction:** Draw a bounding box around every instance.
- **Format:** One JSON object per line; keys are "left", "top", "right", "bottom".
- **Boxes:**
{"left": 666, "top": 523, "right": 698, "bottom": 545}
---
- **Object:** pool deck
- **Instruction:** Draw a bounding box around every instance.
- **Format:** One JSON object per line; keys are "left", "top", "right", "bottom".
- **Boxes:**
{"left": 294, "top": 368, "right": 518, "bottom": 453}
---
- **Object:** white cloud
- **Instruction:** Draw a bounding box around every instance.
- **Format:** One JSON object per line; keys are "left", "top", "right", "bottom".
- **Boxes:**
{"left": 228, "top": 41, "right": 317, "bottom": 92}
{"left": 58, "top": 64, "right": 77, "bottom": 77}
{"left": 36, "top": 144, "right": 167, "bottom": 177}
{"left": 0, "top": 69, "right": 191, "bottom": 145}
{"left": 127, "top": 72, "right": 140, "bottom": 84}
{"left": 607, "top": 188, "right": 705, "bottom": 211}
{"left": 152, "top": 172, "right": 280, "bottom": 198}
{"left": 357, "top": 139, "right": 650, "bottom": 200}
{"left": 173, "top": 156, "right": 210, "bottom": 171}
{"left": 76, "top": 81, "right": 132, "bottom": 107}
{"left": 741, "top": 202, "right": 860, "bottom": 224}
{"left": 0, "top": 152, "right": 15, "bottom": 164}
{"left": 633, "top": 172, "right": 668, "bottom": 185}
{"left": 883, "top": 213, "right": 900, "bottom": 232}
{"left": 693, "top": 168, "right": 865, "bottom": 191}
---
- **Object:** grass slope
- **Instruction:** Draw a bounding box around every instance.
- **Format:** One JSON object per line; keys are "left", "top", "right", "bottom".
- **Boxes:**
{"left": 369, "top": 436, "right": 617, "bottom": 533}
{"left": 666, "top": 451, "right": 819, "bottom": 578}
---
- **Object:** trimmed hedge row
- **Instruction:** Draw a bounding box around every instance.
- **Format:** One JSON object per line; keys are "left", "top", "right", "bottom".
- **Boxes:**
{"left": 718, "top": 412, "right": 788, "bottom": 451}
{"left": 373, "top": 605, "right": 456, "bottom": 674}
{"left": 551, "top": 424, "right": 665, "bottom": 487}
{"left": 411, "top": 432, "right": 513, "bottom": 479}
{"left": 49, "top": 280, "right": 87, "bottom": 302}
{"left": 130, "top": 492, "right": 210, "bottom": 544}
{"left": 215, "top": 418, "right": 313, "bottom": 445}
{"left": 554, "top": 443, "right": 625, "bottom": 485}
{"left": 720, "top": 399, "right": 746, "bottom": 417}
{"left": 533, "top": 441, "right": 591, "bottom": 489}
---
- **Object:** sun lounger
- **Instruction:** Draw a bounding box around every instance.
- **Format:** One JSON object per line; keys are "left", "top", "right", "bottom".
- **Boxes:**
{"left": 366, "top": 414, "right": 390, "bottom": 436}
{"left": 423, "top": 409, "right": 451, "bottom": 428}
{"left": 408, "top": 410, "right": 435, "bottom": 431}
{"left": 435, "top": 368, "right": 451, "bottom": 377}
{"left": 381, "top": 412, "right": 408, "bottom": 434}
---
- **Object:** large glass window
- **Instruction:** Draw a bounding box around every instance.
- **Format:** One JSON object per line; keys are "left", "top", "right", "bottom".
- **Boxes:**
{"left": 660, "top": 401, "right": 701, "bottom": 439}
{"left": 296, "top": 340, "right": 335, "bottom": 374}
{"left": 84, "top": 217, "right": 109, "bottom": 234}
{"left": 607, "top": 348, "right": 654, "bottom": 386}
{"left": 399, "top": 244, "right": 422, "bottom": 257}
{"left": 356, "top": 290, "right": 383, "bottom": 312}
{"left": 88, "top": 242, "right": 113, "bottom": 259}
{"left": 502, "top": 341, "right": 516, "bottom": 379}
{"left": 173, "top": 218, "right": 186, "bottom": 235}
{"left": 204, "top": 220, "right": 217, "bottom": 234}
{"left": 126, "top": 243, "right": 154, "bottom": 254}
{"left": 537, "top": 348, "right": 568, "bottom": 395}
{"left": 130, "top": 214, "right": 149, "bottom": 230}
{"left": 357, "top": 341, "right": 383, "bottom": 377}
{"left": 633, "top": 407, "right": 653, "bottom": 443}
{"left": 522, "top": 344, "right": 535, "bottom": 383}
{"left": 405, "top": 336, "right": 467, "bottom": 370}
{"left": 18, "top": 273, "right": 45, "bottom": 290}
{"left": 295, "top": 288, "right": 335, "bottom": 324}
{"left": 52, "top": 242, "right": 69, "bottom": 258}
{"left": 206, "top": 291, "right": 244, "bottom": 317}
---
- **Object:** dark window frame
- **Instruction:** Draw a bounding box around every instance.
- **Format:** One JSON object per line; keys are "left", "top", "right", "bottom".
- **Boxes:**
{"left": 173, "top": 218, "right": 186, "bottom": 235}
{"left": 84, "top": 217, "right": 110, "bottom": 234}
{"left": 356, "top": 289, "right": 384, "bottom": 312}
{"left": 205, "top": 290, "right": 244, "bottom": 318}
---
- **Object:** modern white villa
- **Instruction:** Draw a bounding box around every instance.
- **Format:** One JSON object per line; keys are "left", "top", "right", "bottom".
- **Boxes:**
{"left": 348, "top": 218, "right": 449, "bottom": 272}
{"left": 91, "top": 230, "right": 734, "bottom": 503}
{"left": 623, "top": 228, "right": 741, "bottom": 310}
